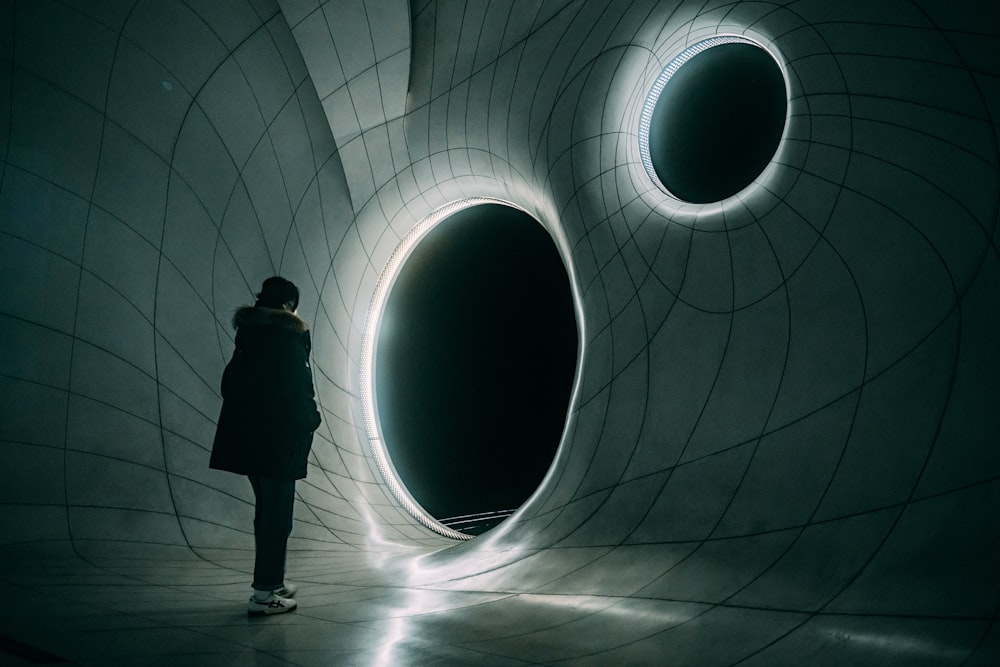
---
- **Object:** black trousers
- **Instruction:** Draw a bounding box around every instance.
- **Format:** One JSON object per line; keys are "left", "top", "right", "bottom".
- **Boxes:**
{"left": 248, "top": 475, "right": 296, "bottom": 591}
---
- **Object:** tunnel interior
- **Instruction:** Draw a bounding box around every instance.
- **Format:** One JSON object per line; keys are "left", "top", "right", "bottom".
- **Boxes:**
{"left": 374, "top": 203, "right": 577, "bottom": 535}
{"left": 1, "top": 0, "right": 999, "bottom": 664}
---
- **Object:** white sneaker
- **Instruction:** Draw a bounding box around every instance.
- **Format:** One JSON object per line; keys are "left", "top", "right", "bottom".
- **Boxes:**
{"left": 247, "top": 590, "right": 297, "bottom": 617}
{"left": 274, "top": 583, "right": 297, "bottom": 598}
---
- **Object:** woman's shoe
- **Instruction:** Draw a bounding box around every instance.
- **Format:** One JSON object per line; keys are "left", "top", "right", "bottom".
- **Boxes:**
{"left": 273, "top": 582, "right": 297, "bottom": 598}
{"left": 247, "top": 590, "right": 297, "bottom": 616}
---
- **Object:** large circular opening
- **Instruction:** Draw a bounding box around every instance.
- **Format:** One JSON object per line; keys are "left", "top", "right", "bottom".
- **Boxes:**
{"left": 362, "top": 200, "right": 578, "bottom": 538}
{"left": 639, "top": 35, "right": 787, "bottom": 203}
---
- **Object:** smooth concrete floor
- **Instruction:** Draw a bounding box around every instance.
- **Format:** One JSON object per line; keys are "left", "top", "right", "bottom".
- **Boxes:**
{"left": 2, "top": 539, "right": 997, "bottom": 666}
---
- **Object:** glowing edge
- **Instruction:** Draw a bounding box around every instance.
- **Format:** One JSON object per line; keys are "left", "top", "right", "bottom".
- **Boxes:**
{"left": 637, "top": 34, "right": 773, "bottom": 199}
{"left": 360, "top": 197, "right": 531, "bottom": 541}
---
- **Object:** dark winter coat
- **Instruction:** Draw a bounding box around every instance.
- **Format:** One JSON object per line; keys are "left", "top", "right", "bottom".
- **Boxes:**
{"left": 210, "top": 305, "right": 322, "bottom": 480}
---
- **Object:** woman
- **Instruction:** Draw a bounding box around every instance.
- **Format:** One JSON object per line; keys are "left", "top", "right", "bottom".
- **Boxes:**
{"left": 210, "top": 276, "right": 322, "bottom": 616}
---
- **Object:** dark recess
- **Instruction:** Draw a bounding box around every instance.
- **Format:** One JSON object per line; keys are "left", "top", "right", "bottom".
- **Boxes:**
{"left": 376, "top": 204, "right": 578, "bottom": 531}
{"left": 648, "top": 42, "right": 787, "bottom": 203}
{"left": 0, "top": 635, "right": 69, "bottom": 663}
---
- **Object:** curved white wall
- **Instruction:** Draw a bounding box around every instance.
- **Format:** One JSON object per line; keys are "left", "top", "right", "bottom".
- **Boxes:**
{"left": 1, "top": 0, "right": 998, "bottom": 663}
{"left": 0, "top": 0, "right": 433, "bottom": 554}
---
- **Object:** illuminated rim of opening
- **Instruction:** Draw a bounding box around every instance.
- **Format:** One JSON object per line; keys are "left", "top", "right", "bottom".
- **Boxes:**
{"left": 360, "top": 197, "right": 532, "bottom": 541}
{"left": 637, "top": 34, "right": 780, "bottom": 200}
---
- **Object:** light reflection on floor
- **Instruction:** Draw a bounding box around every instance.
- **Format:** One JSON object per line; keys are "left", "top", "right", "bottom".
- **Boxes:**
{"left": 1, "top": 539, "right": 992, "bottom": 666}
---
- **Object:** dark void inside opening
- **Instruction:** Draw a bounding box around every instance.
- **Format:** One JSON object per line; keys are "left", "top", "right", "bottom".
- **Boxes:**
{"left": 648, "top": 42, "right": 787, "bottom": 203}
{"left": 376, "top": 204, "right": 578, "bottom": 536}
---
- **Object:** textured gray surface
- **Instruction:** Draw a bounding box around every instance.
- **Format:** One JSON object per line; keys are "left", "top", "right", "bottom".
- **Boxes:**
{"left": 1, "top": 0, "right": 997, "bottom": 664}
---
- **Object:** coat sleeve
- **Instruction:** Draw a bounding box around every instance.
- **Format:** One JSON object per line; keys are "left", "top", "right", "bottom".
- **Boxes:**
{"left": 220, "top": 348, "right": 244, "bottom": 399}
{"left": 281, "top": 332, "right": 322, "bottom": 433}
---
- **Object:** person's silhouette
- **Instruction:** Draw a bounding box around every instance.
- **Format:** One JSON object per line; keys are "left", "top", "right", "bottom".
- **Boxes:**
{"left": 210, "top": 276, "right": 322, "bottom": 616}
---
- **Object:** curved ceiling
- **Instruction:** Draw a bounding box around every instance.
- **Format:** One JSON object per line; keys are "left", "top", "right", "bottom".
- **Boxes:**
{"left": 1, "top": 0, "right": 998, "bottom": 663}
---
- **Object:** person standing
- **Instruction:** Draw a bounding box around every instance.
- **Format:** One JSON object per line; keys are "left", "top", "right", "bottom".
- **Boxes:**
{"left": 210, "top": 276, "right": 322, "bottom": 616}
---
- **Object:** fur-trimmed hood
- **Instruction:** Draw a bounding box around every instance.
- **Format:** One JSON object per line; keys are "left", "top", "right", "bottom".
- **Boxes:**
{"left": 232, "top": 305, "right": 309, "bottom": 333}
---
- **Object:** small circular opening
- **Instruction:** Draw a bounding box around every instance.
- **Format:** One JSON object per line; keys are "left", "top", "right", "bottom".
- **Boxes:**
{"left": 365, "top": 201, "right": 578, "bottom": 537}
{"left": 640, "top": 36, "right": 787, "bottom": 203}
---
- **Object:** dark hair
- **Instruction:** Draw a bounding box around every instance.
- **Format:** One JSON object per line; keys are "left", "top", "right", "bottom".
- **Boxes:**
{"left": 255, "top": 276, "right": 299, "bottom": 310}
